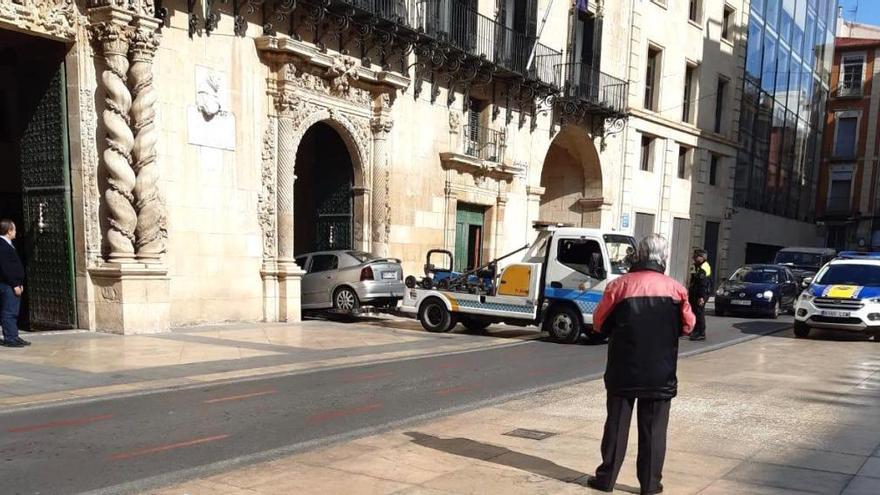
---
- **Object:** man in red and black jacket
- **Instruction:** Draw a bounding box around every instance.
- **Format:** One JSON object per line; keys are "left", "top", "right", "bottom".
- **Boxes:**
{"left": 586, "top": 234, "right": 695, "bottom": 495}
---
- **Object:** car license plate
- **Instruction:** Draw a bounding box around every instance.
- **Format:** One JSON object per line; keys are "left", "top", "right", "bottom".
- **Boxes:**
{"left": 820, "top": 310, "right": 851, "bottom": 318}
{"left": 382, "top": 272, "right": 397, "bottom": 280}
{"left": 731, "top": 300, "right": 751, "bottom": 306}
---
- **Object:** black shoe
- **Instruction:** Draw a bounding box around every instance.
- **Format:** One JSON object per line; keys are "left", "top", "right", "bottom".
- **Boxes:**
{"left": 14, "top": 338, "right": 30, "bottom": 346}
{"left": 586, "top": 477, "right": 613, "bottom": 492}
{"left": 689, "top": 334, "right": 706, "bottom": 341}
{"left": 642, "top": 483, "right": 664, "bottom": 494}
{"left": 1, "top": 340, "right": 24, "bottom": 348}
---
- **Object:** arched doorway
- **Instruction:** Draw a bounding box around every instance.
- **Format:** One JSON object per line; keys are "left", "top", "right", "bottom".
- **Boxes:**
{"left": 294, "top": 122, "right": 356, "bottom": 254}
{"left": 538, "top": 126, "right": 602, "bottom": 228}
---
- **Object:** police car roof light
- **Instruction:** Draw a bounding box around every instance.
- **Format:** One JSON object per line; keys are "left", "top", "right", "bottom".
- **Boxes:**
{"left": 836, "top": 251, "right": 880, "bottom": 259}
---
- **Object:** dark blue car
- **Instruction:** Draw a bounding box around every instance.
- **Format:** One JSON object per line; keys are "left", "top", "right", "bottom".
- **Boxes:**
{"left": 714, "top": 264, "right": 800, "bottom": 319}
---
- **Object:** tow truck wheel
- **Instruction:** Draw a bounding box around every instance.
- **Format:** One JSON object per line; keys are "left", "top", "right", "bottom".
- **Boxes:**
{"left": 546, "top": 306, "right": 581, "bottom": 344}
{"left": 793, "top": 321, "right": 811, "bottom": 338}
{"left": 419, "top": 298, "right": 457, "bottom": 333}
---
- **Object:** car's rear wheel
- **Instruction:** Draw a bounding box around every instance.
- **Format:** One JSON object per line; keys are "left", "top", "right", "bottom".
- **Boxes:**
{"left": 545, "top": 305, "right": 581, "bottom": 344}
{"left": 333, "top": 287, "right": 360, "bottom": 312}
{"left": 419, "top": 298, "right": 457, "bottom": 333}
{"left": 461, "top": 318, "right": 491, "bottom": 333}
{"left": 793, "top": 321, "right": 811, "bottom": 338}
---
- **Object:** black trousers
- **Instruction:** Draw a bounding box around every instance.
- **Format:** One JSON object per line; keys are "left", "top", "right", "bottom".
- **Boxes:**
{"left": 690, "top": 298, "right": 706, "bottom": 337}
{"left": 594, "top": 394, "right": 671, "bottom": 493}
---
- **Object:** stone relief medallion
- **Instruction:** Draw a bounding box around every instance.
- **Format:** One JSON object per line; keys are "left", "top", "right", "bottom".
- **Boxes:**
{"left": 187, "top": 66, "right": 235, "bottom": 151}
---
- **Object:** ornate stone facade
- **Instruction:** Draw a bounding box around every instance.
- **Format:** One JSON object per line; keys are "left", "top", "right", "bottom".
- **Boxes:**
{"left": 0, "top": 0, "right": 79, "bottom": 40}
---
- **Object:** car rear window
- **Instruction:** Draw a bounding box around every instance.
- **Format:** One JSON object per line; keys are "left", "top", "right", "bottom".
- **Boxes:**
{"left": 347, "top": 251, "right": 376, "bottom": 263}
{"left": 816, "top": 264, "right": 880, "bottom": 287}
{"left": 731, "top": 267, "right": 779, "bottom": 284}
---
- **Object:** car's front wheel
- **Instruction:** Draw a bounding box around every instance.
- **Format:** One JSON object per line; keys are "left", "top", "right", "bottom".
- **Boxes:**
{"left": 418, "top": 298, "right": 457, "bottom": 333}
{"left": 333, "top": 287, "right": 360, "bottom": 312}
{"left": 793, "top": 321, "right": 811, "bottom": 338}
{"left": 768, "top": 301, "right": 780, "bottom": 320}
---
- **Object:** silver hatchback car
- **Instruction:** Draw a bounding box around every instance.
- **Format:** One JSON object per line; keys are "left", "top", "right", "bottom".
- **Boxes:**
{"left": 295, "top": 250, "right": 405, "bottom": 312}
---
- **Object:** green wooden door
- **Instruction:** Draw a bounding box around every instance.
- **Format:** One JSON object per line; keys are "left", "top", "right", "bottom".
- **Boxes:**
{"left": 454, "top": 203, "right": 485, "bottom": 271}
{"left": 19, "top": 64, "right": 76, "bottom": 329}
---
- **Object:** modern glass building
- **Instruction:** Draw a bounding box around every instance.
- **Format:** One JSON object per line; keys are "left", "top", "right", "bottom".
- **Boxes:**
{"left": 735, "top": 0, "right": 837, "bottom": 224}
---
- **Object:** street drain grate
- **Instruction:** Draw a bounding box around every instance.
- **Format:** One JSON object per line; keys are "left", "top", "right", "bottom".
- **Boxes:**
{"left": 503, "top": 428, "right": 557, "bottom": 441}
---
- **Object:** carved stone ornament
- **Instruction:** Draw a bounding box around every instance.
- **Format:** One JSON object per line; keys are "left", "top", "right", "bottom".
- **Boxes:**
{"left": 79, "top": 87, "right": 103, "bottom": 266}
{"left": 448, "top": 111, "right": 461, "bottom": 134}
{"left": 325, "top": 56, "right": 360, "bottom": 96}
{"left": 258, "top": 120, "right": 278, "bottom": 260}
{"left": 0, "top": 0, "right": 79, "bottom": 40}
{"left": 286, "top": 63, "right": 373, "bottom": 108}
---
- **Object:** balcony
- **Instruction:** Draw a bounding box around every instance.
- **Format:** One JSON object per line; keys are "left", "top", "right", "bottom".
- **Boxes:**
{"left": 555, "top": 62, "right": 628, "bottom": 118}
{"left": 837, "top": 83, "right": 862, "bottom": 98}
{"left": 410, "top": 0, "right": 560, "bottom": 88}
{"left": 463, "top": 124, "right": 505, "bottom": 162}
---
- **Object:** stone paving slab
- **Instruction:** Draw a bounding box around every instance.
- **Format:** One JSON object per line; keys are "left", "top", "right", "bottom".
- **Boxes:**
{"left": 151, "top": 331, "right": 880, "bottom": 495}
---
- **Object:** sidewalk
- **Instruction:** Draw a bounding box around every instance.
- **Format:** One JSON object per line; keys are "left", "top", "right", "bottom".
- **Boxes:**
{"left": 0, "top": 317, "right": 539, "bottom": 411}
{"left": 152, "top": 331, "right": 880, "bottom": 495}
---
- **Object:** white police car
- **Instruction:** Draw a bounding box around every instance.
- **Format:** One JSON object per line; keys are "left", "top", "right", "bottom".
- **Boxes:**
{"left": 793, "top": 252, "right": 880, "bottom": 340}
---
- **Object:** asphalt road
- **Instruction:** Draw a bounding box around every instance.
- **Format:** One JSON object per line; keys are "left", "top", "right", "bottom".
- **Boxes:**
{"left": 0, "top": 315, "right": 793, "bottom": 494}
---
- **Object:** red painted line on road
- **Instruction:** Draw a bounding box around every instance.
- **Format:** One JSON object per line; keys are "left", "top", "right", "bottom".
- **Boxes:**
{"left": 108, "top": 434, "right": 230, "bottom": 461}
{"left": 307, "top": 403, "right": 382, "bottom": 424}
{"left": 8, "top": 414, "right": 114, "bottom": 433}
{"left": 434, "top": 384, "right": 479, "bottom": 396}
{"left": 342, "top": 371, "right": 394, "bottom": 383}
{"left": 203, "top": 389, "right": 277, "bottom": 404}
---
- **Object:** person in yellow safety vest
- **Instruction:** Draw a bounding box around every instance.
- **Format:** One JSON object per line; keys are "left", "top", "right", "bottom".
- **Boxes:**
{"left": 687, "top": 249, "right": 712, "bottom": 341}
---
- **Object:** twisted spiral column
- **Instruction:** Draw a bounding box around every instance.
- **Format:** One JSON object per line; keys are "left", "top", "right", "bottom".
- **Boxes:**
{"left": 129, "top": 23, "right": 167, "bottom": 263}
{"left": 95, "top": 23, "right": 137, "bottom": 262}
{"left": 276, "top": 115, "right": 297, "bottom": 261}
{"left": 370, "top": 114, "right": 392, "bottom": 257}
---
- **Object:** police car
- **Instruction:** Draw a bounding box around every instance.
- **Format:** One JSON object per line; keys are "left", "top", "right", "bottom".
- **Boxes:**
{"left": 793, "top": 251, "right": 880, "bottom": 340}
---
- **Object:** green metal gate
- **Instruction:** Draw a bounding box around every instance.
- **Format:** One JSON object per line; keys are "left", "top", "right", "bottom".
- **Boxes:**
{"left": 454, "top": 203, "right": 485, "bottom": 271}
{"left": 18, "top": 64, "right": 76, "bottom": 329}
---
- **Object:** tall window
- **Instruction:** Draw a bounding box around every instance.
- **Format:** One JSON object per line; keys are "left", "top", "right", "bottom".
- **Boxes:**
{"left": 839, "top": 55, "right": 865, "bottom": 97}
{"left": 677, "top": 146, "right": 690, "bottom": 179}
{"left": 683, "top": 64, "right": 695, "bottom": 123}
{"left": 709, "top": 153, "right": 720, "bottom": 185}
{"left": 833, "top": 116, "right": 858, "bottom": 158}
{"left": 722, "top": 6, "right": 734, "bottom": 41}
{"left": 689, "top": 0, "right": 700, "bottom": 22}
{"left": 645, "top": 47, "right": 661, "bottom": 111}
{"left": 827, "top": 167, "right": 853, "bottom": 213}
{"left": 715, "top": 77, "right": 728, "bottom": 133}
{"left": 641, "top": 136, "right": 655, "bottom": 172}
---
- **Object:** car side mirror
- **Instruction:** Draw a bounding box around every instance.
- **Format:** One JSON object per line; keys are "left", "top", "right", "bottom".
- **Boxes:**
{"left": 801, "top": 277, "right": 813, "bottom": 288}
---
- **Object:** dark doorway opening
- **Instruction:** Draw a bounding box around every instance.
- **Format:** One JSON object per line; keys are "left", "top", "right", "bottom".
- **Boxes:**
{"left": 294, "top": 122, "right": 355, "bottom": 255}
{"left": 704, "top": 221, "right": 720, "bottom": 283}
{"left": 0, "top": 29, "right": 75, "bottom": 330}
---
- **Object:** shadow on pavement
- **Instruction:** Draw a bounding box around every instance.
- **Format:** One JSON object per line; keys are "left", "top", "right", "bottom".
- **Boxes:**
{"left": 732, "top": 321, "right": 793, "bottom": 336}
{"left": 403, "top": 432, "right": 641, "bottom": 493}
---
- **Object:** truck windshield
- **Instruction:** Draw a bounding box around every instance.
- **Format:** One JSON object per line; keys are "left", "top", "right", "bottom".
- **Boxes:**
{"left": 816, "top": 264, "right": 880, "bottom": 287}
{"left": 604, "top": 235, "right": 636, "bottom": 275}
{"left": 775, "top": 252, "right": 822, "bottom": 269}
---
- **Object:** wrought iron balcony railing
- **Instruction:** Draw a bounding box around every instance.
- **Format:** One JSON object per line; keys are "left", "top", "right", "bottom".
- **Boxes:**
{"left": 837, "top": 83, "right": 862, "bottom": 98}
{"left": 337, "top": 0, "right": 413, "bottom": 26}
{"left": 462, "top": 124, "right": 505, "bottom": 162}
{"left": 556, "top": 62, "right": 628, "bottom": 117}
{"left": 410, "top": 0, "right": 558, "bottom": 86}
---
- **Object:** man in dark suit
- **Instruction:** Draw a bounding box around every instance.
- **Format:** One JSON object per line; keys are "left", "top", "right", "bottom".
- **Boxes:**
{"left": 0, "top": 219, "right": 30, "bottom": 347}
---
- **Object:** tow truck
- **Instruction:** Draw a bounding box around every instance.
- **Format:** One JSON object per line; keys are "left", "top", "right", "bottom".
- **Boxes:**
{"left": 400, "top": 224, "right": 637, "bottom": 343}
